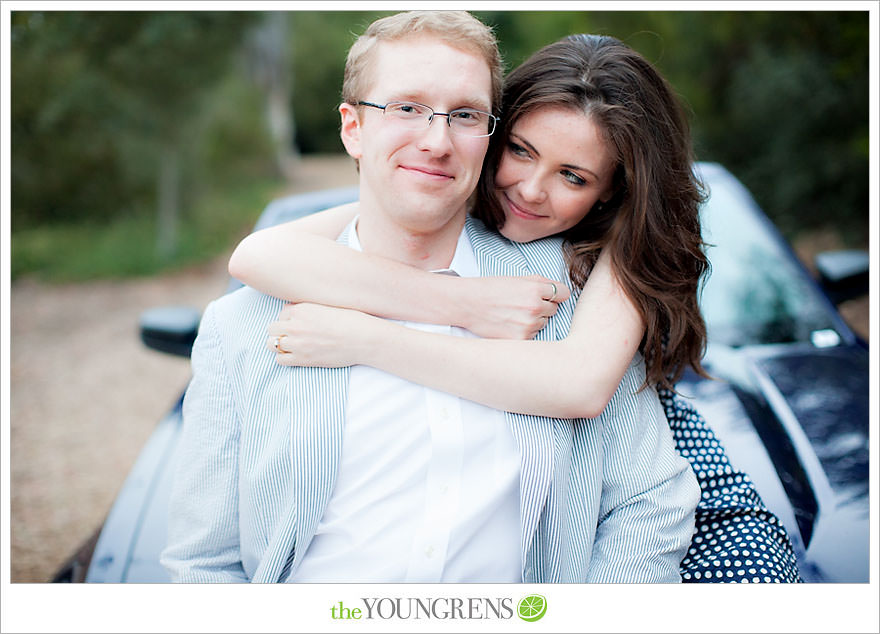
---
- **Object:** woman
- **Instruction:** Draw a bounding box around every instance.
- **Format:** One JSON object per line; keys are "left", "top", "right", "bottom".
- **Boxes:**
{"left": 230, "top": 34, "right": 800, "bottom": 582}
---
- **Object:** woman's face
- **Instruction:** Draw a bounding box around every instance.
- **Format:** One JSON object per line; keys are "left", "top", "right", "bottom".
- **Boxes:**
{"left": 494, "top": 106, "right": 616, "bottom": 243}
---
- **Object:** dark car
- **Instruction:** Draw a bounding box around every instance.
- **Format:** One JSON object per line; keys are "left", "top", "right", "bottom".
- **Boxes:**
{"left": 53, "top": 162, "right": 869, "bottom": 583}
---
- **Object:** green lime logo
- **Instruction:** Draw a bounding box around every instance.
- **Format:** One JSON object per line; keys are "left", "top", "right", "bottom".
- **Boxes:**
{"left": 517, "top": 594, "right": 547, "bottom": 622}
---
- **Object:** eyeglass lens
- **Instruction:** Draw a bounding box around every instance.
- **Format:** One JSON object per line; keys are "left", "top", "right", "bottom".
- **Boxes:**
{"left": 384, "top": 102, "right": 494, "bottom": 136}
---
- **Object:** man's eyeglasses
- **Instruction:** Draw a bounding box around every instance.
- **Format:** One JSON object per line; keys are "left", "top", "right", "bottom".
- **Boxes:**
{"left": 357, "top": 101, "right": 499, "bottom": 138}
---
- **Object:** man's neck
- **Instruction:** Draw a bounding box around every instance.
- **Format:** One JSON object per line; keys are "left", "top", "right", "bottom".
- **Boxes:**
{"left": 355, "top": 207, "right": 467, "bottom": 271}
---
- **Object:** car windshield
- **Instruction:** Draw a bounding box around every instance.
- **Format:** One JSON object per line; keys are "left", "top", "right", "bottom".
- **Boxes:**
{"left": 698, "top": 166, "right": 837, "bottom": 348}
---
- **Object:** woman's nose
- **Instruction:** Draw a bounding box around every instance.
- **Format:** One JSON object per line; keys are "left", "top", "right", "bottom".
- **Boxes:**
{"left": 519, "top": 173, "right": 547, "bottom": 203}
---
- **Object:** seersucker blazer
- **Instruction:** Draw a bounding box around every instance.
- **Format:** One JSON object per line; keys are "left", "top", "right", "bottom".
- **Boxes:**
{"left": 161, "top": 215, "right": 700, "bottom": 583}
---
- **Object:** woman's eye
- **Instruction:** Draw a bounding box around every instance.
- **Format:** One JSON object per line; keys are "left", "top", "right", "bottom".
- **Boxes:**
{"left": 561, "top": 170, "right": 586, "bottom": 186}
{"left": 507, "top": 142, "right": 529, "bottom": 157}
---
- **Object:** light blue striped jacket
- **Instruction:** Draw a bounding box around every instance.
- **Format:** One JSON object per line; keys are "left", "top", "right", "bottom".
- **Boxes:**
{"left": 161, "top": 216, "right": 699, "bottom": 583}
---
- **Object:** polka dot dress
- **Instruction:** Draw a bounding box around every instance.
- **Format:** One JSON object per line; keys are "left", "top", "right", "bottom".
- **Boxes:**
{"left": 659, "top": 388, "right": 802, "bottom": 583}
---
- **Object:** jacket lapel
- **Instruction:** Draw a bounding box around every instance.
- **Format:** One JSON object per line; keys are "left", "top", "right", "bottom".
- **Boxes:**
{"left": 254, "top": 227, "right": 355, "bottom": 582}
{"left": 287, "top": 225, "right": 361, "bottom": 576}
{"left": 290, "top": 366, "right": 350, "bottom": 572}
{"left": 465, "top": 217, "right": 556, "bottom": 569}
{"left": 250, "top": 366, "right": 349, "bottom": 583}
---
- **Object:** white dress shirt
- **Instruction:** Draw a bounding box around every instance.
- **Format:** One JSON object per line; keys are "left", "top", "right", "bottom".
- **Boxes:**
{"left": 290, "top": 219, "right": 522, "bottom": 583}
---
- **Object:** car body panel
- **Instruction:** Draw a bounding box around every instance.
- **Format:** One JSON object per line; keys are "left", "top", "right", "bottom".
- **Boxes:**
{"left": 85, "top": 401, "right": 182, "bottom": 582}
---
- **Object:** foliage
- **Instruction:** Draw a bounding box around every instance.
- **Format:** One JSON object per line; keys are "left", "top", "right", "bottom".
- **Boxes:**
{"left": 287, "top": 10, "right": 389, "bottom": 153}
{"left": 11, "top": 11, "right": 269, "bottom": 230}
{"left": 10, "top": 10, "right": 870, "bottom": 282}
{"left": 12, "top": 175, "right": 282, "bottom": 282}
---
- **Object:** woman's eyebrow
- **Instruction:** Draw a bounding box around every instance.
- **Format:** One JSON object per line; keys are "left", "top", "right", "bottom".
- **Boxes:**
{"left": 561, "top": 161, "right": 599, "bottom": 181}
{"left": 513, "top": 133, "right": 599, "bottom": 180}
{"left": 511, "top": 133, "right": 540, "bottom": 156}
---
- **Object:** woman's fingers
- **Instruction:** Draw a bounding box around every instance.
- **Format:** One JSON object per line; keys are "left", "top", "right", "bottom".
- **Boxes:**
{"left": 265, "top": 303, "right": 369, "bottom": 367}
{"left": 527, "top": 275, "right": 572, "bottom": 304}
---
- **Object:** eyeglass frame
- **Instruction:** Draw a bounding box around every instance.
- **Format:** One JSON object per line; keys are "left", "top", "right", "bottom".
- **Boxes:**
{"left": 356, "top": 100, "right": 500, "bottom": 138}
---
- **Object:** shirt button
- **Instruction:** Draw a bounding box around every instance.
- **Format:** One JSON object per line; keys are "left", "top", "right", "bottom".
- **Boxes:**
{"left": 440, "top": 485, "right": 449, "bottom": 495}
{"left": 439, "top": 407, "right": 449, "bottom": 420}
{"left": 425, "top": 546, "right": 435, "bottom": 558}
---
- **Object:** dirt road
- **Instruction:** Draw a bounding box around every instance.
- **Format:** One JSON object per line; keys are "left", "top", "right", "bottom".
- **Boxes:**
{"left": 11, "top": 258, "right": 231, "bottom": 582}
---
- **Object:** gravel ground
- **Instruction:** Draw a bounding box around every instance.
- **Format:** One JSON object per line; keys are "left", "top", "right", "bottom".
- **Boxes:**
{"left": 10, "top": 258, "right": 231, "bottom": 582}
{"left": 8, "top": 155, "right": 868, "bottom": 583}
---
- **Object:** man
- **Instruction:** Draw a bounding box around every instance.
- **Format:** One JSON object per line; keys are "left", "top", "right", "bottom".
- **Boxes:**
{"left": 161, "top": 11, "right": 699, "bottom": 583}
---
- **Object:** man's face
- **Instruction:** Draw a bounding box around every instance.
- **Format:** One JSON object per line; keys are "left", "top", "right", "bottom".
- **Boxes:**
{"left": 340, "top": 35, "right": 492, "bottom": 238}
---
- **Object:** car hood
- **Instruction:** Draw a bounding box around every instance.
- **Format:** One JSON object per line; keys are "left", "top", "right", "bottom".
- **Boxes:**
{"left": 693, "top": 340, "right": 869, "bottom": 582}
{"left": 751, "top": 345, "right": 869, "bottom": 507}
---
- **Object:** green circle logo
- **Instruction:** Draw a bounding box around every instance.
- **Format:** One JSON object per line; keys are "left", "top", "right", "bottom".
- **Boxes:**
{"left": 517, "top": 594, "right": 547, "bottom": 622}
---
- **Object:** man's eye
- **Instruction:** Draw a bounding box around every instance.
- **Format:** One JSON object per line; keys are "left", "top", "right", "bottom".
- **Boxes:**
{"left": 451, "top": 110, "right": 485, "bottom": 126}
{"left": 388, "top": 103, "right": 425, "bottom": 117}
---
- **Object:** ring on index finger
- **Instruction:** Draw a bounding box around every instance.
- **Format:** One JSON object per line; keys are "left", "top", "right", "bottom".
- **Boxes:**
{"left": 546, "top": 282, "right": 558, "bottom": 302}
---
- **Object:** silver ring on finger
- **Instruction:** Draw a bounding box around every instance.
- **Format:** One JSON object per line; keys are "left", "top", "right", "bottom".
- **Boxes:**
{"left": 546, "top": 282, "right": 558, "bottom": 302}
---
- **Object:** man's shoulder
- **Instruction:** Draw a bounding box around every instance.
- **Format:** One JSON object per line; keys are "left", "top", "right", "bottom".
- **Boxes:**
{"left": 465, "top": 215, "right": 564, "bottom": 249}
{"left": 211, "top": 284, "right": 284, "bottom": 313}
{"left": 464, "top": 215, "right": 565, "bottom": 267}
{"left": 203, "top": 286, "right": 286, "bottom": 339}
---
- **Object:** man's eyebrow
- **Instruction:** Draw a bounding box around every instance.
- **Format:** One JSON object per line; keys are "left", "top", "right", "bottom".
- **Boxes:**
{"left": 390, "top": 93, "right": 428, "bottom": 105}
{"left": 389, "top": 94, "right": 492, "bottom": 112}
{"left": 460, "top": 99, "right": 492, "bottom": 112}
{"left": 453, "top": 96, "right": 492, "bottom": 112}
{"left": 512, "top": 132, "right": 600, "bottom": 181}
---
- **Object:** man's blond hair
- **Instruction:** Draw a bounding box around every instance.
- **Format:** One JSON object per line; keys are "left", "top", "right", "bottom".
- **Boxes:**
{"left": 342, "top": 11, "right": 503, "bottom": 114}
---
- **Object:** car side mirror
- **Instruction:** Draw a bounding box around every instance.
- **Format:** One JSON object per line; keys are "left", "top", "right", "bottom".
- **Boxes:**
{"left": 814, "top": 249, "right": 869, "bottom": 305}
{"left": 139, "top": 306, "right": 201, "bottom": 358}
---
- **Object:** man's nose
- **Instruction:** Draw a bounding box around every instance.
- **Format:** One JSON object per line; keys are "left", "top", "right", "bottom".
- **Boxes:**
{"left": 417, "top": 114, "right": 454, "bottom": 154}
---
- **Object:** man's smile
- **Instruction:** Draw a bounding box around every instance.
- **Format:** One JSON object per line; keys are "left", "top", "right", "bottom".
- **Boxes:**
{"left": 399, "top": 164, "right": 455, "bottom": 181}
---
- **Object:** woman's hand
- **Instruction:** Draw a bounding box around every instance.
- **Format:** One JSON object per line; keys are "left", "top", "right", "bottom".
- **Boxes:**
{"left": 458, "top": 275, "right": 572, "bottom": 340}
{"left": 267, "top": 303, "right": 379, "bottom": 368}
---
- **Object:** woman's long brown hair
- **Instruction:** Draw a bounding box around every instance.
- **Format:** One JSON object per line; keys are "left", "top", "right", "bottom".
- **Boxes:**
{"left": 475, "top": 34, "right": 710, "bottom": 391}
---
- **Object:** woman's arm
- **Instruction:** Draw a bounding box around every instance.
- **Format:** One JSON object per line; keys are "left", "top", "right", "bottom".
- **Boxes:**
{"left": 230, "top": 204, "right": 570, "bottom": 339}
{"left": 268, "top": 251, "right": 645, "bottom": 419}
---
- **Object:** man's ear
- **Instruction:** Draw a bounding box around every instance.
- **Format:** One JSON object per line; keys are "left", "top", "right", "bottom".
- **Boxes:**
{"left": 339, "top": 102, "right": 362, "bottom": 159}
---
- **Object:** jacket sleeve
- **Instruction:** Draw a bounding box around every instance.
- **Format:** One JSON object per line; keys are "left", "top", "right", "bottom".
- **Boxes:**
{"left": 160, "top": 301, "right": 248, "bottom": 582}
{"left": 585, "top": 356, "right": 700, "bottom": 583}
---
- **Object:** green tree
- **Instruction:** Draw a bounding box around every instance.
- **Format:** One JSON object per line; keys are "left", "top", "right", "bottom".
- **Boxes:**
{"left": 12, "top": 11, "right": 258, "bottom": 257}
{"left": 288, "top": 11, "right": 387, "bottom": 153}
